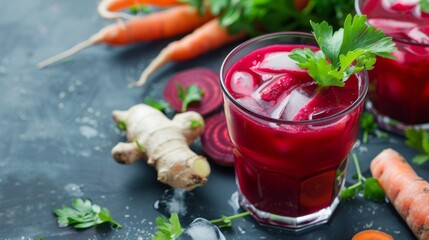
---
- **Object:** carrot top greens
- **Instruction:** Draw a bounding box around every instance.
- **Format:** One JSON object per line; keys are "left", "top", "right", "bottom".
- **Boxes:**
{"left": 289, "top": 14, "right": 397, "bottom": 87}
{"left": 182, "top": 0, "right": 355, "bottom": 35}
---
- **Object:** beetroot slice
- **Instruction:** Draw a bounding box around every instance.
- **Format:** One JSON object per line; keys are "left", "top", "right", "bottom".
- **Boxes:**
{"left": 163, "top": 68, "right": 223, "bottom": 116}
{"left": 201, "top": 111, "right": 234, "bottom": 167}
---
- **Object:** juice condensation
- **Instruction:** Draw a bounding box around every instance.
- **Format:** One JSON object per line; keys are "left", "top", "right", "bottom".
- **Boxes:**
{"left": 222, "top": 43, "right": 366, "bottom": 226}
{"left": 359, "top": 0, "right": 429, "bottom": 128}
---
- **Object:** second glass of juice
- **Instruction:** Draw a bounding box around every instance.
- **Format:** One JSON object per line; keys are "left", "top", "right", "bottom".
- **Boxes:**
{"left": 220, "top": 32, "right": 368, "bottom": 231}
{"left": 357, "top": 0, "right": 429, "bottom": 133}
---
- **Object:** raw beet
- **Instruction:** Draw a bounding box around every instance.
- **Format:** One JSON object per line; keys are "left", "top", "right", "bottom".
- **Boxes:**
{"left": 163, "top": 68, "right": 223, "bottom": 116}
{"left": 201, "top": 111, "right": 234, "bottom": 167}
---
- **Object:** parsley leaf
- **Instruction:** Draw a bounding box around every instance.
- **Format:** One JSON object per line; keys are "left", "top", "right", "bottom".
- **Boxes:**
{"left": 177, "top": 84, "right": 204, "bottom": 112}
{"left": 289, "top": 14, "right": 396, "bottom": 87}
{"left": 53, "top": 198, "right": 122, "bottom": 229}
{"left": 360, "top": 112, "right": 376, "bottom": 144}
{"left": 421, "top": 0, "right": 429, "bottom": 13}
{"left": 405, "top": 127, "right": 429, "bottom": 165}
{"left": 153, "top": 213, "right": 184, "bottom": 240}
{"left": 340, "top": 153, "right": 385, "bottom": 203}
{"left": 144, "top": 97, "right": 170, "bottom": 112}
{"left": 209, "top": 211, "right": 250, "bottom": 228}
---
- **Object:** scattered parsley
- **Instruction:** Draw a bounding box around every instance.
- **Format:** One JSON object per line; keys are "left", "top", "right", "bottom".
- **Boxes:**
{"left": 360, "top": 112, "right": 376, "bottom": 144}
{"left": 340, "top": 153, "right": 385, "bottom": 203}
{"left": 190, "top": 119, "right": 204, "bottom": 129}
{"left": 405, "top": 127, "right": 429, "bottom": 165}
{"left": 54, "top": 198, "right": 122, "bottom": 229}
{"left": 209, "top": 211, "right": 251, "bottom": 228}
{"left": 153, "top": 213, "right": 184, "bottom": 240}
{"left": 177, "top": 84, "right": 204, "bottom": 112}
{"left": 145, "top": 97, "right": 170, "bottom": 112}
{"left": 135, "top": 140, "right": 145, "bottom": 153}
{"left": 129, "top": 5, "right": 152, "bottom": 14}
{"left": 152, "top": 211, "right": 250, "bottom": 239}
{"left": 117, "top": 120, "right": 127, "bottom": 131}
{"left": 289, "top": 14, "right": 396, "bottom": 87}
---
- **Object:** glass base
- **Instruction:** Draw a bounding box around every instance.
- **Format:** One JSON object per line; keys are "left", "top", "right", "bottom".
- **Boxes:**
{"left": 366, "top": 101, "right": 429, "bottom": 135}
{"left": 238, "top": 191, "right": 339, "bottom": 232}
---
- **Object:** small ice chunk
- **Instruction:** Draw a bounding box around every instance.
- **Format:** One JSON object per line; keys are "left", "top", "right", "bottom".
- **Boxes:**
{"left": 230, "top": 71, "right": 256, "bottom": 95}
{"left": 381, "top": 0, "right": 418, "bottom": 12}
{"left": 367, "top": 18, "right": 416, "bottom": 35}
{"left": 259, "top": 52, "right": 306, "bottom": 72}
{"left": 154, "top": 189, "right": 193, "bottom": 216}
{"left": 236, "top": 97, "right": 263, "bottom": 113}
{"left": 281, "top": 87, "right": 312, "bottom": 120}
{"left": 407, "top": 26, "right": 429, "bottom": 44}
{"left": 177, "top": 218, "right": 226, "bottom": 240}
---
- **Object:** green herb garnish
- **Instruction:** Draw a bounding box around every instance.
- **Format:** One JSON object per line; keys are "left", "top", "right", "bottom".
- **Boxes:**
{"left": 183, "top": 0, "right": 355, "bottom": 35}
{"left": 405, "top": 127, "right": 429, "bottom": 165}
{"left": 209, "top": 211, "right": 251, "bottom": 228}
{"left": 135, "top": 140, "right": 145, "bottom": 153}
{"left": 117, "top": 120, "right": 127, "bottom": 131}
{"left": 177, "top": 84, "right": 204, "bottom": 112}
{"left": 152, "top": 211, "right": 250, "bottom": 239}
{"left": 360, "top": 112, "right": 376, "bottom": 144}
{"left": 340, "top": 153, "right": 385, "bottom": 202}
{"left": 289, "top": 14, "right": 396, "bottom": 87}
{"left": 129, "top": 5, "right": 152, "bottom": 15}
{"left": 145, "top": 97, "right": 170, "bottom": 112}
{"left": 54, "top": 198, "right": 122, "bottom": 229}
{"left": 190, "top": 119, "right": 204, "bottom": 129}
{"left": 153, "top": 213, "right": 184, "bottom": 240}
{"left": 421, "top": 0, "right": 429, "bottom": 12}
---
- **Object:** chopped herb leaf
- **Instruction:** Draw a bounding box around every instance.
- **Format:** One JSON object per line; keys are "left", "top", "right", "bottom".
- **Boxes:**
{"left": 360, "top": 112, "right": 377, "bottom": 144}
{"left": 145, "top": 97, "right": 170, "bottom": 111}
{"left": 340, "top": 153, "right": 385, "bottom": 203}
{"left": 177, "top": 84, "right": 204, "bottom": 112}
{"left": 405, "top": 127, "right": 429, "bottom": 165}
{"left": 153, "top": 213, "right": 184, "bottom": 240}
{"left": 53, "top": 198, "right": 121, "bottom": 229}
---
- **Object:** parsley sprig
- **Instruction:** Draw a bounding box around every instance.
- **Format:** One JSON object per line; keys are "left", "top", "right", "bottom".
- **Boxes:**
{"left": 152, "top": 211, "right": 250, "bottom": 239}
{"left": 421, "top": 0, "right": 429, "bottom": 12}
{"left": 177, "top": 84, "right": 204, "bottom": 112}
{"left": 405, "top": 127, "right": 429, "bottom": 165}
{"left": 289, "top": 14, "right": 396, "bottom": 87}
{"left": 54, "top": 198, "right": 122, "bottom": 229}
{"left": 340, "top": 154, "right": 385, "bottom": 203}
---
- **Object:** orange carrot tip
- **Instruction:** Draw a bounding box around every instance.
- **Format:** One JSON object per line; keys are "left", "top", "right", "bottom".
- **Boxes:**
{"left": 129, "top": 18, "right": 247, "bottom": 87}
{"left": 352, "top": 229, "right": 394, "bottom": 240}
{"left": 97, "top": 0, "right": 181, "bottom": 20}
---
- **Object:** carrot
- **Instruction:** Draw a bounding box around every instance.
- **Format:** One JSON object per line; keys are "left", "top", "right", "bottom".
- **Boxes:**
{"left": 352, "top": 229, "right": 394, "bottom": 240}
{"left": 130, "top": 18, "right": 247, "bottom": 87}
{"left": 98, "top": 0, "right": 182, "bottom": 19}
{"left": 37, "top": 5, "right": 213, "bottom": 69}
{"left": 370, "top": 148, "right": 429, "bottom": 240}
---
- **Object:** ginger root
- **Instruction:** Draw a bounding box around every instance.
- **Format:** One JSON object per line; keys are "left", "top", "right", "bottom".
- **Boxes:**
{"left": 111, "top": 104, "right": 210, "bottom": 190}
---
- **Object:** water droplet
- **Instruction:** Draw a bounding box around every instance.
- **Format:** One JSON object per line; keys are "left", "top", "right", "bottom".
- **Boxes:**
{"left": 64, "top": 183, "right": 84, "bottom": 197}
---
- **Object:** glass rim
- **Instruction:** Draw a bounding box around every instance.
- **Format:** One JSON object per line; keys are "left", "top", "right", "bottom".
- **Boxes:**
{"left": 354, "top": 0, "right": 429, "bottom": 47}
{"left": 219, "top": 31, "right": 369, "bottom": 125}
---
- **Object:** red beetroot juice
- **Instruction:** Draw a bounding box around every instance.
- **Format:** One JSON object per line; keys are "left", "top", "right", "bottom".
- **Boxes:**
{"left": 358, "top": 0, "right": 429, "bottom": 130}
{"left": 220, "top": 33, "right": 367, "bottom": 230}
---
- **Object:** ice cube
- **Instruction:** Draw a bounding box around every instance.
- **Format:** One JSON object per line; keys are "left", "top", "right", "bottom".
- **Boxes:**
{"left": 258, "top": 52, "right": 306, "bottom": 73}
{"left": 177, "top": 218, "right": 226, "bottom": 240}
{"left": 280, "top": 85, "right": 314, "bottom": 120}
{"left": 230, "top": 71, "right": 257, "bottom": 96}
{"left": 407, "top": 26, "right": 429, "bottom": 44}
{"left": 236, "top": 96, "right": 264, "bottom": 113}
{"left": 382, "top": 0, "right": 418, "bottom": 12}
{"left": 367, "top": 18, "right": 417, "bottom": 35}
{"left": 154, "top": 189, "right": 194, "bottom": 217}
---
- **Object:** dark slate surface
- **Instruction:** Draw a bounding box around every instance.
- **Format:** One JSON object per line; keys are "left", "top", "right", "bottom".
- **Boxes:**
{"left": 0, "top": 0, "right": 425, "bottom": 239}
